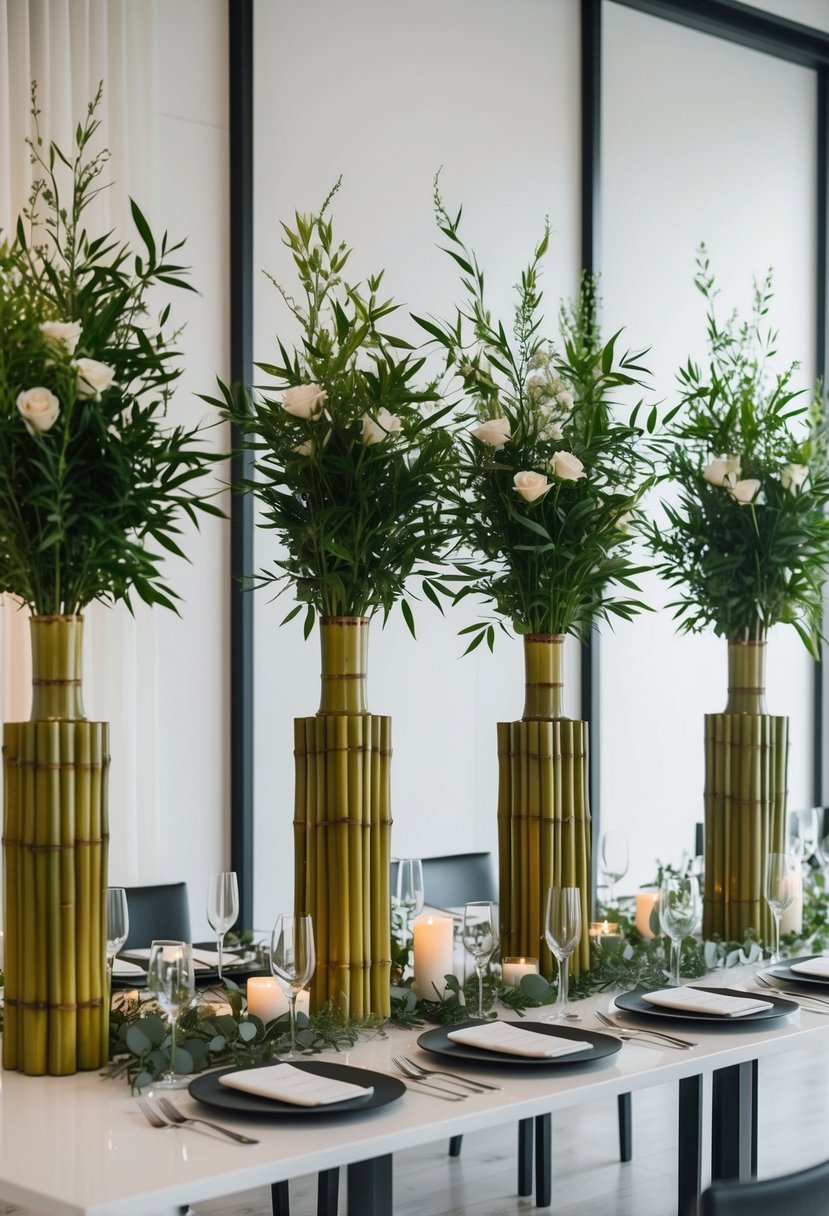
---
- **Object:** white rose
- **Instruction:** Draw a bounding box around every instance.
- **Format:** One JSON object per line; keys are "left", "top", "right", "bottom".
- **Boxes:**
{"left": 361, "top": 406, "right": 402, "bottom": 445}
{"left": 282, "top": 383, "right": 327, "bottom": 419}
{"left": 75, "top": 357, "right": 115, "bottom": 400}
{"left": 555, "top": 390, "right": 574, "bottom": 410}
{"left": 40, "top": 320, "right": 82, "bottom": 356}
{"left": 472, "top": 417, "right": 511, "bottom": 447}
{"left": 16, "top": 387, "right": 60, "bottom": 436}
{"left": 549, "top": 450, "right": 586, "bottom": 481}
{"left": 703, "top": 455, "right": 741, "bottom": 487}
{"left": 727, "top": 478, "right": 764, "bottom": 506}
{"left": 514, "top": 471, "right": 550, "bottom": 503}
{"left": 781, "top": 463, "right": 809, "bottom": 493}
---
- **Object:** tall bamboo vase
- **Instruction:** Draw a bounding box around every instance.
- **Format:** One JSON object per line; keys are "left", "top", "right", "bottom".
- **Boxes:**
{"left": 497, "top": 635, "right": 591, "bottom": 978}
{"left": 293, "top": 617, "right": 391, "bottom": 1018}
{"left": 3, "top": 615, "right": 110, "bottom": 1075}
{"left": 703, "top": 639, "right": 787, "bottom": 942}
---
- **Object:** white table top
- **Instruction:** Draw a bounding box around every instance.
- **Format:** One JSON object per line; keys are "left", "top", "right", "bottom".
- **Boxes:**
{"left": 1, "top": 966, "right": 826, "bottom": 1216}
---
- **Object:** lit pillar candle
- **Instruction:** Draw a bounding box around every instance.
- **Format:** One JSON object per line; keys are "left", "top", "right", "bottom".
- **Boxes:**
{"left": 502, "top": 957, "right": 539, "bottom": 987}
{"left": 412, "top": 915, "right": 454, "bottom": 1000}
{"left": 780, "top": 871, "right": 803, "bottom": 936}
{"left": 589, "top": 921, "right": 622, "bottom": 951}
{"left": 635, "top": 889, "right": 660, "bottom": 939}
{"left": 247, "top": 977, "right": 288, "bottom": 1022}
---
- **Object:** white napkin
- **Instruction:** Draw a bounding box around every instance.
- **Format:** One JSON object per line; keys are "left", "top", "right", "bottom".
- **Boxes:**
{"left": 643, "top": 986, "right": 773, "bottom": 1017}
{"left": 447, "top": 1020, "right": 592, "bottom": 1058}
{"left": 112, "top": 958, "right": 145, "bottom": 977}
{"left": 191, "top": 948, "right": 243, "bottom": 968}
{"left": 789, "top": 957, "right": 829, "bottom": 979}
{"left": 219, "top": 1063, "right": 373, "bottom": 1107}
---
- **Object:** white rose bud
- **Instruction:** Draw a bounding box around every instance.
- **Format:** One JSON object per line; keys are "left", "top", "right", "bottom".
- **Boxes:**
{"left": 16, "top": 387, "right": 61, "bottom": 436}
{"left": 75, "top": 357, "right": 115, "bottom": 400}
{"left": 727, "top": 478, "right": 764, "bottom": 506}
{"left": 781, "top": 463, "right": 809, "bottom": 494}
{"left": 703, "top": 455, "right": 741, "bottom": 487}
{"left": 282, "top": 383, "right": 327, "bottom": 419}
{"left": 40, "top": 320, "right": 82, "bottom": 356}
{"left": 513, "top": 471, "right": 550, "bottom": 503}
{"left": 361, "top": 406, "right": 402, "bottom": 445}
{"left": 471, "top": 417, "right": 511, "bottom": 447}
{"left": 549, "top": 450, "right": 586, "bottom": 481}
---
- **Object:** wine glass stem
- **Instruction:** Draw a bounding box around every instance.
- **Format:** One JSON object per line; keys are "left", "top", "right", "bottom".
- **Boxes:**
{"left": 669, "top": 939, "right": 681, "bottom": 986}
{"left": 168, "top": 1013, "right": 178, "bottom": 1078}
{"left": 559, "top": 956, "right": 569, "bottom": 1015}
{"left": 287, "top": 990, "right": 298, "bottom": 1057}
{"left": 475, "top": 962, "right": 484, "bottom": 1019}
{"left": 217, "top": 932, "right": 224, "bottom": 980}
{"left": 772, "top": 911, "right": 781, "bottom": 964}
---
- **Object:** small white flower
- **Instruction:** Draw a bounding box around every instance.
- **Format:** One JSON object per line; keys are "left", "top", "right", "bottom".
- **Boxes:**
{"left": 75, "top": 358, "right": 115, "bottom": 400}
{"left": 542, "top": 421, "right": 564, "bottom": 442}
{"left": 555, "top": 390, "right": 574, "bottom": 410}
{"left": 616, "top": 511, "right": 633, "bottom": 533}
{"left": 727, "top": 478, "right": 764, "bottom": 506}
{"left": 16, "top": 387, "right": 60, "bottom": 435}
{"left": 529, "top": 349, "right": 550, "bottom": 369}
{"left": 361, "top": 406, "right": 401, "bottom": 445}
{"left": 526, "top": 374, "right": 547, "bottom": 394}
{"left": 460, "top": 360, "right": 476, "bottom": 378}
{"left": 282, "top": 383, "right": 327, "bottom": 419}
{"left": 472, "top": 417, "right": 511, "bottom": 447}
{"left": 703, "top": 455, "right": 741, "bottom": 487}
{"left": 549, "top": 450, "right": 586, "bottom": 481}
{"left": 294, "top": 439, "right": 314, "bottom": 456}
{"left": 513, "top": 471, "right": 550, "bottom": 502}
{"left": 40, "top": 320, "right": 82, "bottom": 356}
{"left": 781, "top": 463, "right": 809, "bottom": 494}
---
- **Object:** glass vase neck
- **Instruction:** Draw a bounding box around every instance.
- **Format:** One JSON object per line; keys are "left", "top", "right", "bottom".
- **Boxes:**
{"left": 318, "top": 616, "right": 369, "bottom": 715}
{"left": 724, "top": 638, "right": 767, "bottom": 714}
{"left": 522, "top": 634, "right": 565, "bottom": 721}
{"left": 29, "top": 615, "right": 86, "bottom": 721}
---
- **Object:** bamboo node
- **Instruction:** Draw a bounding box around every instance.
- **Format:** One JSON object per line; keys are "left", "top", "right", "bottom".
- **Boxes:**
{"left": 497, "top": 749, "right": 586, "bottom": 761}
{"left": 296, "top": 817, "right": 393, "bottom": 828}
{"left": 7, "top": 758, "right": 111, "bottom": 771}
{"left": 524, "top": 681, "right": 564, "bottom": 689}
{"left": 321, "top": 673, "right": 366, "bottom": 681}
{"left": 5, "top": 997, "right": 103, "bottom": 1011}
{"left": 317, "top": 959, "right": 392, "bottom": 970}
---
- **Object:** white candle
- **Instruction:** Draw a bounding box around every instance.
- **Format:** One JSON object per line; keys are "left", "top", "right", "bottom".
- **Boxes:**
{"left": 246, "top": 977, "right": 288, "bottom": 1022}
{"left": 412, "top": 915, "right": 454, "bottom": 1000}
{"left": 780, "top": 871, "right": 803, "bottom": 936}
{"left": 502, "top": 957, "right": 538, "bottom": 987}
{"left": 635, "top": 889, "right": 660, "bottom": 939}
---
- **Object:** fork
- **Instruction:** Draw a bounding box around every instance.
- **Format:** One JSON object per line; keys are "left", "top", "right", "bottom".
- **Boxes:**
{"left": 392, "top": 1055, "right": 502, "bottom": 1092}
{"left": 390, "top": 1060, "right": 470, "bottom": 1100}
{"left": 594, "top": 1011, "right": 697, "bottom": 1049}
{"left": 143, "top": 1096, "right": 259, "bottom": 1144}
{"left": 754, "top": 974, "right": 829, "bottom": 1010}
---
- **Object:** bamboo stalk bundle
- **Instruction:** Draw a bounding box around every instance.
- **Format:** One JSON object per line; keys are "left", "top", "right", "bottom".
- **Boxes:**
{"left": 293, "top": 619, "right": 390, "bottom": 1020}
{"left": 497, "top": 637, "right": 592, "bottom": 981}
{"left": 703, "top": 641, "right": 787, "bottom": 943}
{"left": 3, "top": 616, "right": 109, "bottom": 1076}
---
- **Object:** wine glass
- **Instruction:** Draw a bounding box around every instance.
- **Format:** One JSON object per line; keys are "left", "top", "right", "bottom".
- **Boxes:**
{"left": 395, "top": 858, "right": 424, "bottom": 939}
{"left": 600, "top": 831, "right": 629, "bottom": 908}
{"left": 658, "top": 875, "right": 701, "bottom": 986}
{"left": 146, "top": 940, "right": 196, "bottom": 1088}
{"left": 206, "top": 872, "right": 239, "bottom": 980}
{"left": 270, "top": 914, "right": 315, "bottom": 1058}
{"left": 105, "top": 887, "right": 129, "bottom": 981}
{"left": 544, "top": 887, "right": 582, "bottom": 1021}
{"left": 462, "top": 902, "right": 498, "bottom": 1021}
{"left": 764, "top": 853, "right": 799, "bottom": 964}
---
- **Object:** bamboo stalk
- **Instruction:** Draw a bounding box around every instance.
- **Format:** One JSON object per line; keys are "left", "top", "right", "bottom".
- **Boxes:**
{"left": 496, "top": 722, "right": 512, "bottom": 957}
{"left": 347, "top": 715, "right": 364, "bottom": 1022}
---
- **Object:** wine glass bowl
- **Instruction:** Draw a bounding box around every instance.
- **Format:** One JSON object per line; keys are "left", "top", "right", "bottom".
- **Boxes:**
{"left": 658, "top": 875, "right": 701, "bottom": 986}
{"left": 105, "top": 887, "right": 129, "bottom": 977}
{"left": 764, "top": 853, "right": 799, "bottom": 964}
{"left": 206, "top": 872, "right": 239, "bottom": 981}
{"left": 270, "top": 914, "right": 315, "bottom": 1058}
{"left": 146, "top": 940, "right": 196, "bottom": 1088}
{"left": 394, "top": 858, "right": 425, "bottom": 942}
{"left": 544, "top": 887, "right": 582, "bottom": 1020}
{"left": 600, "top": 831, "right": 629, "bottom": 908}
{"left": 462, "top": 902, "right": 498, "bottom": 1021}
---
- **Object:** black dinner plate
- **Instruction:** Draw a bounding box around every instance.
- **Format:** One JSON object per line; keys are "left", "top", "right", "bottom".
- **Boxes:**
{"left": 614, "top": 986, "right": 798, "bottom": 1024}
{"left": 417, "top": 1020, "right": 621, "bottom": 1067}
{"left": 767, "top": 956, "right": 829, "bottom": 988}
{"left": 189, "top": 1060, "right": 405, "bottom": 1117}
{"left": 112, "top": 942, "right": 268, "bottom": 989}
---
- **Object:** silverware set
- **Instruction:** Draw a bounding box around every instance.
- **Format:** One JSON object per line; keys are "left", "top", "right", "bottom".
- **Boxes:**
{"left": 594, "top": 1010, "right": 697, "bottom": 1049}
{"left": 137, "top": 1095, "right": 259, "bottom": 1144}
{"left": 391, "top": 1054, "right": 502, "bottom": 1100}
{"left": 754, "top": 972, "right": 829, "bottom": 1012}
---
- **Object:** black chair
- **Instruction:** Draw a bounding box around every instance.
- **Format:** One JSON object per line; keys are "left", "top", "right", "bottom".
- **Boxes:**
{"left": 421, "top": 852, "right": 497, "bottom": 907}
{"left": 700, "top": 1157, "right": 829, "bottom": 1215}
{"left": 122, "top": 882, "right": 191, "bottom": 950}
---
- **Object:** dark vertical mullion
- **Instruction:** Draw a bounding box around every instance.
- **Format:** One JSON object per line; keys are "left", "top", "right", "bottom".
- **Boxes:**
{"left": 581, "top": 0, "right": 602, "bottom": 900}
{"left": 228, "top": 0, "right": 255, "bottom": 929}
{"left": 816, "top": 66, "right": 829, "bottom": 808}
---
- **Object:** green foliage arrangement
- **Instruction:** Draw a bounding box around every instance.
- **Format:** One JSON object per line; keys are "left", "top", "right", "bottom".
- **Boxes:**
{"left": 0, "top": 87, "right": 220, "bottom": 616}
{"left": 216, "top": 179, "right": 458, "bottom": 636}
{"left": 413, "top": 185, "right": 655, "bottom": 649}
{"left": 642, "top": 248, "right": 829, "bottom": 653}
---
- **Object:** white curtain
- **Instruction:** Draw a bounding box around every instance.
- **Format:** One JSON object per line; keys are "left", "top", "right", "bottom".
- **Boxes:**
{"left": 0, "top": 0, "right": 161, "bottom": 885}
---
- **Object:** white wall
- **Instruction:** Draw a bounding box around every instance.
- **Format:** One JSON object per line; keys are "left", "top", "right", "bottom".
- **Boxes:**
{"left": 250, "top": 0, "right": 583, "bottom": 930}
{"left": 600, "top": 2, "right": 818, "bottom": 890}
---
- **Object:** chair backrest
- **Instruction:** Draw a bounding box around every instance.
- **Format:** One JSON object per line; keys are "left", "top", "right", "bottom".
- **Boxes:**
{"left": 421, "top": 853, "right": 497, "bottom": 908}
{"left": 700, "top": 1157, "right": 829, "bottom": 1216}
{"left": 122, "top": 882, "right": 191, "bottom": 950}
